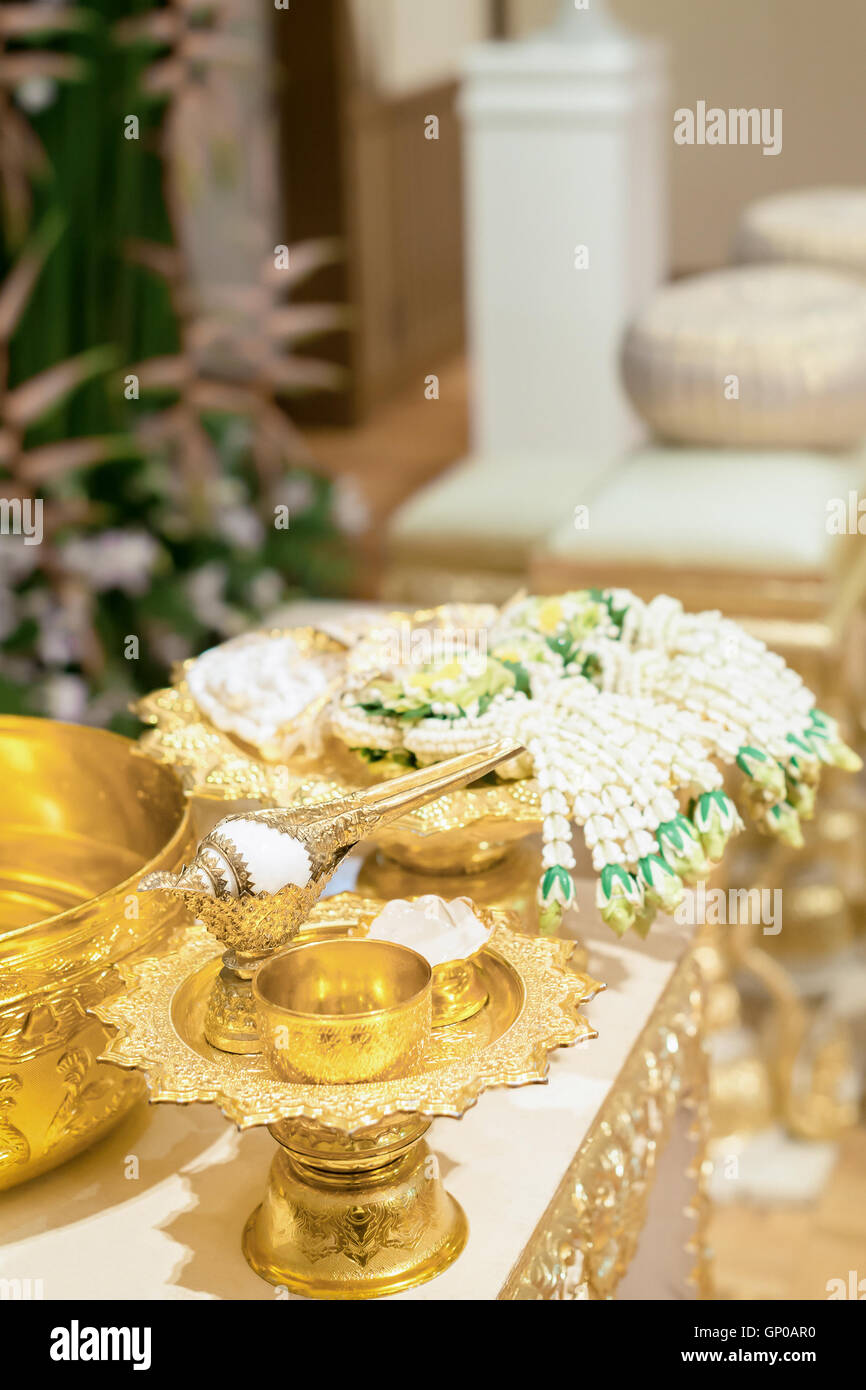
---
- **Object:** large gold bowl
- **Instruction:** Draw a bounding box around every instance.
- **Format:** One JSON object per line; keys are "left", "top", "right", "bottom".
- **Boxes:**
{"left": 0, "top": 716, "right": 195, "bottom": 1190}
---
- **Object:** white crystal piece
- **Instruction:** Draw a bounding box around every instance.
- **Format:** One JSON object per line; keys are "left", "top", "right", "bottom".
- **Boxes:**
{"left": 366, "top": 895, "right": 492, "bottom": 967}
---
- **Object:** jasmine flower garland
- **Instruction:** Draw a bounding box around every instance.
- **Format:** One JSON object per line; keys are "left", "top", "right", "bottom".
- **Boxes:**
{"left": 327, "top": 590, "right": 861, "bottom": 936}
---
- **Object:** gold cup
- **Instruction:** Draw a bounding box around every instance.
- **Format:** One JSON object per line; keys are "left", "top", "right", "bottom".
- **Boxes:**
{"left": 254, "top": 939, "right": 432, "bottom": 1085}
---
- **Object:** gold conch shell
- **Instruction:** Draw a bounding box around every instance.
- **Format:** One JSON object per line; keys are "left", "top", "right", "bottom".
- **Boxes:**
{"left": 140, "top": 741, "right": 523, "bottom": 954}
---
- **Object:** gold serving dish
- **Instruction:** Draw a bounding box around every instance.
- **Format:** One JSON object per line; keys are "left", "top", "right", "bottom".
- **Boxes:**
{"left": 135, "top": 625, "right": 542, "bottom": 875}
{"left": 0, "top": 716, "right": 195, "bottom": 1190}
{"left": 96, "top": 892, "right": 602, "bottom": 1298}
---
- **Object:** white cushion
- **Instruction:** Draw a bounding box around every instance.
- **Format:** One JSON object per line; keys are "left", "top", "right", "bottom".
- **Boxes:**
{"left": 539, "top": 445, "right": 866, "bottom": 572}
{"left": 389, "top": 453, "right": 612, "bottom": 552}
{"left": 622, "top": 266, "right": 866, "bottom": 450}
{"left": 735, "top": 186, "right": 866, "bottom": 280}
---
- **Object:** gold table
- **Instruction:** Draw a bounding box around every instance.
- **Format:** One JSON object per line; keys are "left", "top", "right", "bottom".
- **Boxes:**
{"left": 0, "top": 871, "right": 709, "bottom": 1301}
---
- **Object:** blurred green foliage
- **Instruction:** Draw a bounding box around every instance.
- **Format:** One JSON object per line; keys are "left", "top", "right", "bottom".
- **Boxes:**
{"left": 0, "top": 1, "right": 351, "bottom": 734}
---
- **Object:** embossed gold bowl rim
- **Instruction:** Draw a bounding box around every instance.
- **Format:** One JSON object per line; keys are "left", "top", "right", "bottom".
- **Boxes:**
{"left": 94, "top": 893, "right": 603, "bottom": 1133}
{"left": 133, "top": 625, "right": 543, "bottom": 843}
{"left": 0, "top": 716, "right": 195, "bottom": 1000}
{"left": 255, "top": 938, "right": 433, "bottom": 1085}
{"left": 255, "top": 938, "right": 432, "bottom": 1021}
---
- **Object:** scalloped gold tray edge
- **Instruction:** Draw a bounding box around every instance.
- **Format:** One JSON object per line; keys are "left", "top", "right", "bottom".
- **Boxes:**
{"left": 94, "top": 893, "right": 603, "bottom": 1134}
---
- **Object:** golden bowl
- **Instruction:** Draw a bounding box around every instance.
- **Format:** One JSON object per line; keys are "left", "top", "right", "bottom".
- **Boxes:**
{"left": 254, "top": 939, "right": 432, "bottom": 1085}
{"left": 0, "top": 715, "right": 195, "bottom": 1190}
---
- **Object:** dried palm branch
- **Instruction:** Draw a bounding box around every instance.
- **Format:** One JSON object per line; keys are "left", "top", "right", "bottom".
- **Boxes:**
{"left": 125, "top": 231, "right": 348, "bottom": 484}
{"left": 0, "top": 217, "right": 131, "bottom": 599}
{"left": 116, "top": 1, "right": 349, "bottom": 491}
{"left": 0, "top": 6, "right": 92, "bottom": 244}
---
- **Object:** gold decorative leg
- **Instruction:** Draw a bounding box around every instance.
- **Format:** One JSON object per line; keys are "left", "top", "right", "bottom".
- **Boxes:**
{"left": 203, "top": 950, "right": 267, "bottom": 1054}
{"left": 243, "top": 1116, "right": 468, "bottom": 1299}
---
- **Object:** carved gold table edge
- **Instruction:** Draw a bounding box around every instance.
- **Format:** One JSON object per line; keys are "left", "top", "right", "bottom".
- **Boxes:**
{"left": 497, "top": 949, "right": 711, "bottom": 1301}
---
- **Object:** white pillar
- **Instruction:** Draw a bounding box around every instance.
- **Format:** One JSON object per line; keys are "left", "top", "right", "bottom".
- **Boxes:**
{"left": 459, "top": 0, "right": 668, "bottom": 469}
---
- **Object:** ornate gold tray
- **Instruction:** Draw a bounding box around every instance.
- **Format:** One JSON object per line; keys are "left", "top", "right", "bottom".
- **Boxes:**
{"left": 135, "top": 632, "right": 542, "bottom": 874}
{"left": 97, "top": 894, "right": 600, "bottom": 1133}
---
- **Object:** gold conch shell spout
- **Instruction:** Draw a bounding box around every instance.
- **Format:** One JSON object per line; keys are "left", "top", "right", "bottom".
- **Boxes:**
{"left": 140, "top": 740, "right": 524, "bottom": 956}
{"left": 299, "top": 740, "right": 526, "bottom": 839}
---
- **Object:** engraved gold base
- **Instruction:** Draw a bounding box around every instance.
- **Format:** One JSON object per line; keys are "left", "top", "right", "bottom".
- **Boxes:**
{"left": 242, "top": 1117, "right": 468, "bottom": 1299}
{"left": 97, "top": 904, "right": 602, "bottom": 1298}
{"left": 203, "top": 951, "right": 266, "bottom": 1054}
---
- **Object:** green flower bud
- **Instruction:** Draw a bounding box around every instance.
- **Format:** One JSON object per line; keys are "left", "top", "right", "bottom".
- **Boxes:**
{"left": 801, "top": 712, "right": 859, "bottom": 769}
{"left": 785, "top": 741, "right": 820, "bottom": 788}
{"left": 803, "top": 729, "right": 834, "bottom": 764}
{"left": 764, "top": 801, "right": 804, "bottom": 849}
{"left": 690, "top": 790, "right": 742, "bottom": 861}
{"left": 632, "top": 908, "right": 657, "bottom": 940}
{"left": 809, "top": 708, "right": 833, "bottom": 735}
{"left": 785, "top": 778, "right": 816, "bottom": 819}
{"left": 539, "top": 865, "right": 576, "bottom": 909}
{"left": 736, "top": 746, "right": 787, "bottom": 799}
{"left": 656, "top": 816, "right": 710, "bottom": 880}
{"left": 827, "top": 741, "right": 863, "bottom": 773}
{"left": 596, "top": 863, "right": 643, "bottom": 937}
{"left": 536, "top": 864, "right": 576, "bottom": 934}
{"left": 638, "top": 854, "right": 684, "bottom": 913}
{"left": 537, "top": 900, "right": 564, "bottom": 935}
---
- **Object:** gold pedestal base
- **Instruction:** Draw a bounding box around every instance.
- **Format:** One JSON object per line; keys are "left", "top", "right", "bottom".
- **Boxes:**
{"left": 380, "top": 838, "right": 513, "bottom": 875}
{"left": 356, "top": 842, "right": 540, "bottom": 918}
{"left": 243, "top": 1117, "right": 468, "bottom": 1299}
{"left": 203, "top": 951, "right": 265, "bottom": 1055}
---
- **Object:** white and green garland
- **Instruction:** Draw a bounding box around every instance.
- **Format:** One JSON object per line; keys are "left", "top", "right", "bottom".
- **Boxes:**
{"left": 328, "top": 590, "right": 860, "bottom": 936}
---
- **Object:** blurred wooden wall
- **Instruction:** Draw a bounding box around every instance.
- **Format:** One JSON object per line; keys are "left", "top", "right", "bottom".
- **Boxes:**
{"left": 276, "top": 0, "right": 469, "bottom": 425}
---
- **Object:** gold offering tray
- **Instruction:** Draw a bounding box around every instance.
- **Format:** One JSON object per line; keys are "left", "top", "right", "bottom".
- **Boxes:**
{"left": 135, "top": 627, "right": 542, "bottom": 873}
{"left": 97, "top": 894, "right": 601, "bottom": 1133}
{"left": 95, "top": 892, "right": 603, "bottom": 1299}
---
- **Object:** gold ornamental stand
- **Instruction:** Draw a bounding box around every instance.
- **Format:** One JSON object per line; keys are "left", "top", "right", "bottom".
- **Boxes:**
{"left": 244, "top": 1116, "right": 467, "bottom": 1298}
{"left": 94, "top": 895, "right": 603, "bottom": 1299}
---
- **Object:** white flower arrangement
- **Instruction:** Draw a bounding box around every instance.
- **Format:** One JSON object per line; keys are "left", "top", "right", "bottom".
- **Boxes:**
{"left": 327, "top": 589, "right": 861, "bottom": 937}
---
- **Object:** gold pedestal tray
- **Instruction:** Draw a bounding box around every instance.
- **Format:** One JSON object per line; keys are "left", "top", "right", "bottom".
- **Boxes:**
{"left": 95, "top": 894, "right": 603, "bottom": 1299}
{"left": 135, "top": 634, "right": 542, "bottom": 875}
{"left": 148, "top": 739, "right": 525, "bottom": 1056}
